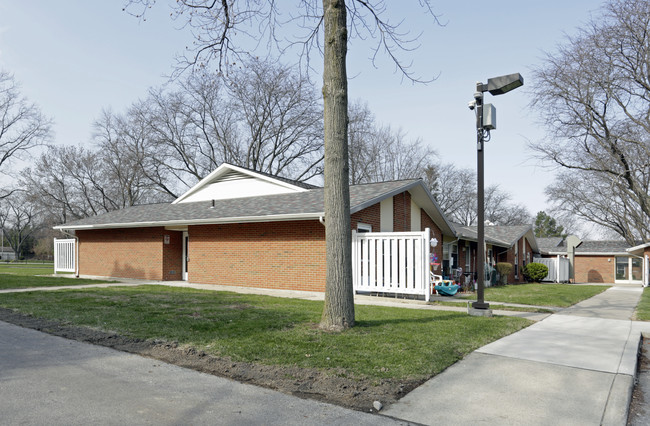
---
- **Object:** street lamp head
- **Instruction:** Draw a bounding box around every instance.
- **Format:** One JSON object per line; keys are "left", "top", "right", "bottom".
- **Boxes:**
{"left": 486, "top": 73, "right": 524, "bottom": 95}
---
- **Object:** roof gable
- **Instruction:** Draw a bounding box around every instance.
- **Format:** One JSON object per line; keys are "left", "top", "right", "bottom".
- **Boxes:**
{"left": 173, "top": 163, "right": 313, "bottom": 204}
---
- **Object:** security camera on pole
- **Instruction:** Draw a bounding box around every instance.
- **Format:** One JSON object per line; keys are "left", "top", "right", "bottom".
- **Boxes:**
{"left": 468, "top": 73, "right": 523, "bottom": 317}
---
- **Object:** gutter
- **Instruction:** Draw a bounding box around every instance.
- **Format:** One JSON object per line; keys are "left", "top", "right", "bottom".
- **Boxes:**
{"left": 54, "top": 212, "right": 325, "bottom": 231}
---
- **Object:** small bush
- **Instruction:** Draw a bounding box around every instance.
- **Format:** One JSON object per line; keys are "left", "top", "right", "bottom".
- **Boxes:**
{"left": 523, "top": 262, "right": 549, "bottom": 283}
{"left": 495, "top": 263, "right": 513, "bottom": 285}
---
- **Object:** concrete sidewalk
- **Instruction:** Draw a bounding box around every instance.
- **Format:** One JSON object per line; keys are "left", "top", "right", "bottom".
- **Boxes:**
{"left": 383, "top": 285, "right": 650, "bottom": 425}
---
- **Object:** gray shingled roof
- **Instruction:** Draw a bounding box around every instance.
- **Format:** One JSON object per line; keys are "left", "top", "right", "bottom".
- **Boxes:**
{"left": 538, "top": 238, "right": 637, "bottom": 254}
{"left": 574, "top": 240, "right": 635, "bottom": 254}
{"left": 536, "top": 237, "right": 564, "bottom": 253}
{"left": 56, "top": 179, "right": 420, "bottom": 230}
{"left": 451, "top": 223, "right": 533, "bottom": 248}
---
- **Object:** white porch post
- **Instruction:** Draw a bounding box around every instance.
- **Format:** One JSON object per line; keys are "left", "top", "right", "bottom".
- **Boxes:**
{"left": 424, "top": 228, "right": 431, "bottom": 302}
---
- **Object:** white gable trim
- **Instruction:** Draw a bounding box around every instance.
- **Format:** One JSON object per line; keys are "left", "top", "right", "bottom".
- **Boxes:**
{"left": 172, "top": 163, "right": 309, "bottom": 204}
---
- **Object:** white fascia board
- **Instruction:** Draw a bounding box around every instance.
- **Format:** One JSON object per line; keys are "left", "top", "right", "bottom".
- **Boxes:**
{"left": 172, "top": 163, "right": 309, "bottom": 204}
{"left": 53, "top": 212, "right": 323, "bottom": 231}
{"left": 627, "top": 242, "right": 650, "bottom": 253}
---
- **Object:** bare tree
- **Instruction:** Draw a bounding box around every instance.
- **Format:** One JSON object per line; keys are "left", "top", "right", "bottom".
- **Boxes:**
{"left": 424, "top": 163, "right": 475, "bottom": 224}
{"left": 126, "top": 61, "right": 323, "bottom": 198}
{"left": 531, "top": 0, "right": 650, "bottom": 243}
{"left": 20, "top": 139, "right": 168, "bottom": 223}
{"left": 0, "top": 71, "right": 52, "bottom": 197}
{"left": 226, "top": 59, "right": 324, "bottom": 181}
{"left": 125, "top": 0, "right": 440, "bottom": 330}
{"left": 0, "top": 192, "right": 40, "bottom": 259}
{"left": 348, "top": 100, "right": 437, "bottom": 184}
{"left": 425, "top": 163, "right": 531, "bottom": 226}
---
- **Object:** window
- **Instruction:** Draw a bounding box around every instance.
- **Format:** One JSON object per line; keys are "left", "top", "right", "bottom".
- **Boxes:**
{"left": 465, "top": 242, "right": 471, "bottom": 272}
{"left": 616, "top": 256, "right": 643, "bottom": 282}
{"left": 357, "top": 223, "right": 372, "bottom": 233}
{"left": 616, "top": 257, "right": 629, "bottom": 280}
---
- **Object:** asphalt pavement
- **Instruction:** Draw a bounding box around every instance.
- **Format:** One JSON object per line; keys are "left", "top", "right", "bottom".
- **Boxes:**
{"left": 0, "top": 321, "right": 405, "bottom": 425}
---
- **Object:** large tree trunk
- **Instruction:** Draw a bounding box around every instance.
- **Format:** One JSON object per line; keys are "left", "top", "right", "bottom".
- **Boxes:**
{"left": 320, "top": 0, "right": 354, "bottom": 331}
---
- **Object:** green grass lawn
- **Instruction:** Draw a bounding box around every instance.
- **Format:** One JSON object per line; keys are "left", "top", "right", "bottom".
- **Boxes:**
{"left": 458, "top": 284, "right": 608, "bottom": 307}
{"left": 635, "top": 286, "right": 650, "bottom": 321}
{"left": 0, "top": 264, "right": 55, "bottom": 276}
{"left": 0, "top": 267, "right": 115, "bottom": 289}
{"left": 0, "top": 285, "right": 531, "bottom": 380}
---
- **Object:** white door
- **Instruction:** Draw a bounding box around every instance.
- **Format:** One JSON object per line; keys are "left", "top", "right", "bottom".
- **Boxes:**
{"left": 182, "top": 232, "right": 189, "bottom": 281}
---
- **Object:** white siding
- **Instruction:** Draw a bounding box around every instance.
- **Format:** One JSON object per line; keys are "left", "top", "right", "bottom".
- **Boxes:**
{"left": 380, "top": 198, "right": 393, "bottom": 232}
{"left": 179, "top": 176, "right": 297, "bottom": 203}
{"left": 410, "top": 200, "right": 421, "bottom": 231}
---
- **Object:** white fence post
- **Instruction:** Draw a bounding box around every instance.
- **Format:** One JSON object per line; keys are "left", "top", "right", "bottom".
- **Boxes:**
{"left": 54, "top": 238, "right": 76, "bottom": 273}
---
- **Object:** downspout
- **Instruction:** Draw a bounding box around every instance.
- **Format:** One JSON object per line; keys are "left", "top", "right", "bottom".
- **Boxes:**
{"left": 60, "top": 229, "right": 79, "bottom": 278}
{"left": 319, "top": 216, "right": 325, "bottom": 227}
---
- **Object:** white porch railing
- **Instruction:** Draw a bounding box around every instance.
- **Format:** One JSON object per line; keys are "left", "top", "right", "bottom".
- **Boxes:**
{"left": 352, "top": 228, "right": 431, "bottom": 301}
{"left": 54, "top": 238, "right": 76, "bottom": 273}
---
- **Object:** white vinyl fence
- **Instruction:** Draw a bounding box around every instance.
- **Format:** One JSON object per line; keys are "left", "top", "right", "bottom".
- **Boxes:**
{"left": 352, "top": 228, "right": 432, "bottom": 301}
{"left": 533, "top": 256, "right": 569, "bottom": 283}
{"left": 54, "top": 238, "right": 76, "bottom": 273}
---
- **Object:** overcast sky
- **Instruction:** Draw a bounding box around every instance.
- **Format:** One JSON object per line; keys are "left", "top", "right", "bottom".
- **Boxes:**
{"left": 0, "top": 0, "right": 603, "bottom": 220}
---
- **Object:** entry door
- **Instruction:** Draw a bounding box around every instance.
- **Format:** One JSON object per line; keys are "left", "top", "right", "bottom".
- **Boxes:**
{"left": 182, "top": 232, "right": 189, "bottom": 281}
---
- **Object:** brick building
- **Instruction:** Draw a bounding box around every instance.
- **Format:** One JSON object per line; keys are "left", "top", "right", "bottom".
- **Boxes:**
{"left": 537, "top": 238, "right": 649, "bottom": 285}
{"left": 55, "top": 163, "right": 649, "bottom": 290}
{"left": 448, "top": 223, "right": 537, "bottom": 284}
{"left": 55, "top": 163, "right": 454, "bottom": 292}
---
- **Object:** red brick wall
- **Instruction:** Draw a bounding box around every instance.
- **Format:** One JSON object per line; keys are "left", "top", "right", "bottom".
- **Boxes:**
{"left": 393, "top": 192, "right": 411, "bottom": 232}
{"left": 575, "top": 255, "right": 614, "bottom": 283}
{"left": 188, "top": 220, "right": 326, "bottom": 292}
{"left": 77, "top": 227, "right": 168, "bottom": 280}
{"left": 498, "top": 238, "right": 530, "bottom": 284}
{"left": 351, "top": 203, "right": 380, "bottom": 231}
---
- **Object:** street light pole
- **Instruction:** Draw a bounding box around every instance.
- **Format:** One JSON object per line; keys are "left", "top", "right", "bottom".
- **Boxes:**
{"left": 469, "top": 73, "right": 523, "bottom": 313}
{"left": 473, "top": 84, "right": 489, "bottom": 309}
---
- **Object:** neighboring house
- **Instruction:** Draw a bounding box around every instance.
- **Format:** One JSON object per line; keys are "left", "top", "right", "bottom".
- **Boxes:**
{"left": 450, "top": 223, "right": 538, "bottom": 284}
{"left": 55, "top": 163, "right": 455, "bottom": 293}
{"left": 0, "top": 247, "right": 16, "bottom": 261}
{"left": 538, "top": 237, "right": 646, "bottom": 285}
